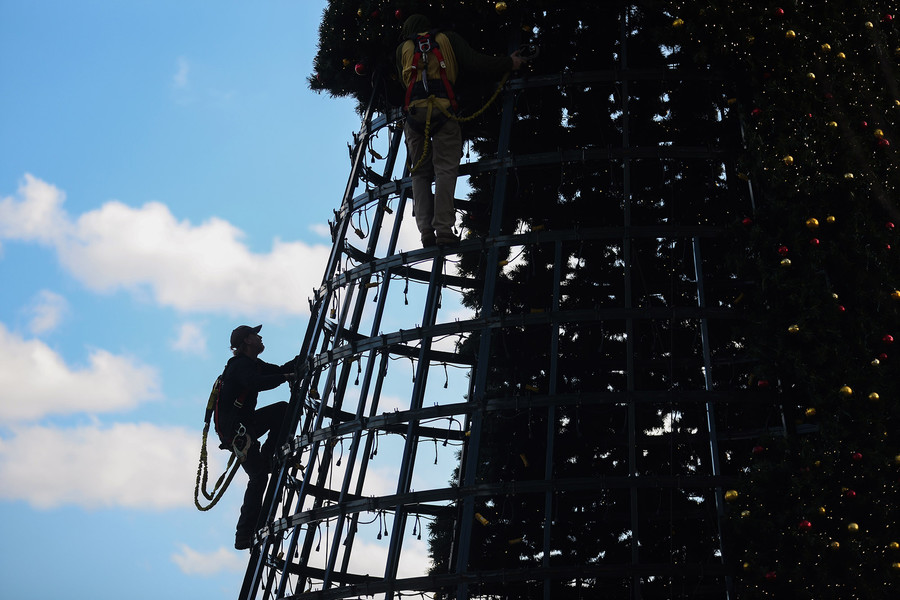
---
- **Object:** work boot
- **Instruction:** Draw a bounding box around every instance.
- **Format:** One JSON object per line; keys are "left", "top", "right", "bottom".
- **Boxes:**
{"left": 436, "top": 231, "right": 459, "bottom": 245}
{"left": 235, "top": 531, "right": 253, "bottom": 550}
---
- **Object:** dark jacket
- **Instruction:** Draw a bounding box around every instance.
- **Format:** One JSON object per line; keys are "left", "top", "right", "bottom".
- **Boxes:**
{"left": 215, "top": 354, "right": 294, "bottom": 439}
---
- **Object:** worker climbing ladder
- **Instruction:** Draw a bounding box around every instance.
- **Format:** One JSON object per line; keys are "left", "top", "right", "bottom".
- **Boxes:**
{"left": 233, "top": 6, "right": 776, "bottom": 600}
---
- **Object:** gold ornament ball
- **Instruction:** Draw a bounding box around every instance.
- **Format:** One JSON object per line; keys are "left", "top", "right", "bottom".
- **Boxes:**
{"left": 872, "top": 358, "right": 881, "bottom": 366}
{"left": 869, "top": 392, "right": 881, "bottom": 401}
{"left": 844, "top": 172, "right": 855, "bottom": 179}
{"left": 342, "top": 58, "right": 351, "bottom": 67}
{"left": 837, "top": 52, "right": 847, "bottom": 59}
{"left": 788, "top": 324, "right": 800, "bottom": 334}
{"left": 891, "top": 541, "right": 900, "bottom": 550}
{"left": 830, "top": 541, "right": 841, "bottom": 549}
{"left": 806, "top": 217, "right": 820, "bottom": 229}
{"left": 818, "top": 506, "right": 827, "bottom": 515}
{"left": 839, "top": 385, "right": 853, "bottom": 397}
{"left": 821, "top": 43, "right": 832, "bottom": 52}
{"left": 893, "top": 562, "right": 900, "bottom": 571}
{"left": 875, "top": 128, "right": 885, "bottom": 139}
{"left": 357, "top": 7, "right": 363, "bottom": 17}
{"left": 827, "top": 120, "right": 838, "bottom": 128}
{"left": 783, "top": 155, "right": 794, "bottom": 165}
{"left": 826, "top": 215, "right": 836, "bottom": 224}
{"left": 865, "top": 21, "right": 874, "bottom": 29}
{"left": 741, "top": 510, "right": 751, "bottom": 518}
{"left": 894, "top": 454, "right": 900, "bottom": 464}
{"left": 780, "top": 258, "right": 792, "bottom": 267}
{"left": 742, "top": 561, "right": 751, "bottom": 571}
{"left": 805, "top": 407, "right": 817, "bottom": 417}
{"left": 807, "top": 72, "right": 816, "bottom": 81}
{"left": 785, "top": 29, "right": 797, "bottom": 39}
{"left": 814, "top": 459, "right": 822, "bottom": 467}
{"left": 495, "top": 1, "right": 508, "bottom": 14}
{"left": 724, "top": 489, "right": 739, "bottom": 501}
{"left": 672, "top": 17, "right": 684, "bottom": 28}
{"left": 848, "top": 522, "right": 860, "bottom": 532}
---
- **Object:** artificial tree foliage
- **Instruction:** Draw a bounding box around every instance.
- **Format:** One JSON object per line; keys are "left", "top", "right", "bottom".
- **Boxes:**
{"left": 311, "top": 1, "right": 900, "bottom": 597}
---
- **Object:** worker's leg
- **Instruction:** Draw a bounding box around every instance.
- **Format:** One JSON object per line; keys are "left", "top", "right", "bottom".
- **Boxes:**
{"left": 404, "top": 119, "right": 436, "bottom": 246}
{"left": 234, "top": 401, "right": 288, "bottom": 549}
{"left": 430, "top": 120, "right": 462, "bottom": 243}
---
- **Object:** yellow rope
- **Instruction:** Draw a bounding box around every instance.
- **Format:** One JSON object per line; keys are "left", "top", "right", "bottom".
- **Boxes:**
{"left": 194, "top": 423, "right": 244, "bottom": 511}
{"left": 409, "top": 72, "right": 511, "bottom": 174}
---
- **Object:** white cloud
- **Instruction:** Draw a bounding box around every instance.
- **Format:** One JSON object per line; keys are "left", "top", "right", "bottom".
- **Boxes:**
{"left": 173, "top": 322, "right": 207, "bottom": 356}
{"left": 0, "top": 323, "right": 160, "bottom": 423}
{"left": 26, "top": 290, "right": 69, "bottom": 334}
{"left": 309, "top": 222, "right": 330, "bottom": 238}
{"left": 172, "top": 544, "right": 244, "bottom": 575}
{"left": 173, "top": 56, "right": 190, "bottom": 89}
{"left": 0, "top": 422, "right": 214, "bottom": 510}
{"left": 0, "top": 174, "right": 330, "bottom": 317}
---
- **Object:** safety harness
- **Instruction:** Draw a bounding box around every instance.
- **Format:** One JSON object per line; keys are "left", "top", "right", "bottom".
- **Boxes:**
{"left": 403, "top": 30, "right": 459, "bottom": 113}
{"left": 400, "top": 30, "right": 513, "bottom": 173}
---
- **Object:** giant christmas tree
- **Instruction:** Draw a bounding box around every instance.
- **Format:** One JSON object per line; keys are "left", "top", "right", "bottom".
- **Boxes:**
{"left": 236, "top": 2, "right": 900, "bottom": 599}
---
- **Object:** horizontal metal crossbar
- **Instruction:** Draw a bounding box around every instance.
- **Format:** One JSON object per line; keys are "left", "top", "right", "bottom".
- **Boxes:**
{"left": 308, "top": 305, "right": 736, "bottom": 371}
{"left": 279, "top": 561, "right": 728, "bottom": 600}
{"left": 324, "top": 225, "right": 727, "bottom": 292}
{"left": 262, "top": 474, "right": 741, "bottom": 546}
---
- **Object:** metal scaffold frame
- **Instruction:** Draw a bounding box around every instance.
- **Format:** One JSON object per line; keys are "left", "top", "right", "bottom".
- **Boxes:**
{"left": 235, "top": 9, "right": 767, "bottom": 600}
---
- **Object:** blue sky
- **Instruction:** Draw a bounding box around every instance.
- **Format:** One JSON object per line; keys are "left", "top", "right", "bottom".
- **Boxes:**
{"left": 0, "top": 1, "right": 447, "bottom": 597}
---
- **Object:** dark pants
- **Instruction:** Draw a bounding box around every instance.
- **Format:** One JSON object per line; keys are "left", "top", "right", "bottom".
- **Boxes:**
{"left": 233, "top": 401, "right": 288, "bottom": 540}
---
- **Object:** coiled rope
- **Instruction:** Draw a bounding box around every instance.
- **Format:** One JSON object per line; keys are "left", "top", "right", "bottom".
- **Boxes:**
{"left": 194, "top": 422, "right": 245, "bottom": 511}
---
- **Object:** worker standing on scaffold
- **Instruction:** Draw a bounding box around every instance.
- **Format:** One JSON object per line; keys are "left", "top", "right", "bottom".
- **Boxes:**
{"left": 397, "top": 14, "right": 526, "bottom": 248}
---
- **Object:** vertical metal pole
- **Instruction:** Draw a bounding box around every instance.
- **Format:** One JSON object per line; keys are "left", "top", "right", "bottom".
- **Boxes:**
{"left": 455, "top": 56, "right": 519, "bottom": 600}
{"left": 692, "top": 236, "right": 733, "bottom": 600}
{"left": 619, "top": 8, "right": 641, "bottom": 599}
{"left": 542, "top": 240, "right": 563, "bottom": 599}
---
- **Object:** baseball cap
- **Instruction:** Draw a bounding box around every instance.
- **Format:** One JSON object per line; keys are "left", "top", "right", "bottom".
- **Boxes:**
{"left": 230, "top": 324, "right": 262, "bottom": 349}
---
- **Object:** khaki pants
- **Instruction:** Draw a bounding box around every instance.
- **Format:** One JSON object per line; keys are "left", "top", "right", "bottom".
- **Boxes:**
{"left": 404, "top": 114, "right": 462, "bottom": 241}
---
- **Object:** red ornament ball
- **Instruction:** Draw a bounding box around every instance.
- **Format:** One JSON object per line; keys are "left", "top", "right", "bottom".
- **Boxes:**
{"left": 862, "top": 121, "right": 869, "bottom": 128}
{"left": 845, "top": 489, "right": 857, "bottom": 498}
{"left": 879, "top": 352, "right": 889, "bottom": 360}
{"left": 879, "top": 138, "right": 891, "bottom": 147}
{"left": 852, "top": 452, "right": 863, "bottom": 461}
{"left": 799, "top": 519, "right": 813, "bottom": 530}
{"left": 884, "top": 334, "right": 895, "bottom": 344}
{"left": 757, "top": 379, "right": 770, "bottom": 388}
{"left": 775, "top": 8, "right": 785, "bottom": 16}
{"left": 765, "top": 571, "right": 777, "bottom": 581}
{"left": 810, "top": 238, "right": 820, "bottom": 246}
{"left": 395, "top": 9, "right": 403, "bottom": 20}
{"left": 354, "top": 62, "right": 366, "bottom": 75}
{"left": 742, "top": 217, "right": 753, "bottom": 226}
{"left": 777, "top": 245, "right": 790, "bottom": 256}
{"left": 751, "top": 108, "right": 762, "bottom": 117}
{"left": 752, "top": 445, "right": 765, "bottom": 454}
{"left": 887, "top": 222, "right": 896, "bottom": 230}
